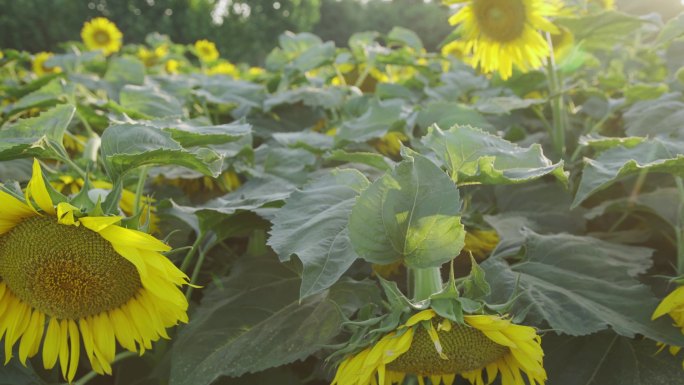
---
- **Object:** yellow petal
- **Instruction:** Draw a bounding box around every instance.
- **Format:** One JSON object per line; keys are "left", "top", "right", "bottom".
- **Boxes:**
{"left": 26, "top": 159, "right": 55, "bottom": 215}
{"left": 67, "top": 320, "right": 80, "bottom": 382}
{"left": 42, "top": 317, "right": 61, "bottom": 369}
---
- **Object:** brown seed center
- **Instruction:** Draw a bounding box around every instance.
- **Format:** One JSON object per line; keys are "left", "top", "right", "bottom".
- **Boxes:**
{"left": 0, "top": 216, "right": 142, "bottom": 319}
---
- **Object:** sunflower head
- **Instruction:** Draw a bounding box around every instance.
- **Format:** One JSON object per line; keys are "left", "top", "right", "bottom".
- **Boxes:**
{"left": 81, "top": 17, "right": 123, "bottom": 56}
{"left": 372, "top": 131, "right": 409, "bottom": 158}
{"left": 332, "top": 309, "right": 545, "bottom": 385}
{"left": 0, "top": 160, "right": 189, "bottom": 382}
{"left": 32, "top": 52, "right": 61, "bottom": 76}
{"left": 449, "top": 0, "right": 560, "bottom": 79}
{"left": 194, "top": 40, "right": 220, "bottom": 63}
{"left": 206, "top": 61, "right": 238, "bottom": 77}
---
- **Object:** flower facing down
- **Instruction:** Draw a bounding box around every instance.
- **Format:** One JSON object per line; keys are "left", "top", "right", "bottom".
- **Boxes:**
{"left": 448, "top": 0, "right": 560, "bottom": 80}
{"left": 194, "top": 40, "right": 219, "bottom": 63}
{"left": 332, "top": 309, "right": 545, "bottom": 385}
{"left": 0, "top": 160, "right": 189, "bottom": 382}
{"left": 81, "top": 17, "right": 123, "bottom": 55}
{"left": 652, "top": 285, "right": 684, "bottom": 361}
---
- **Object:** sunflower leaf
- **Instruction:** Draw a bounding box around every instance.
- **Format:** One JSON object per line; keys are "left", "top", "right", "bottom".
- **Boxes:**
{"left": 0, "top": 104, "right": 75, "bottom": 161}
{"left": 572, "top": 138, "right": 684, "bottom": 208}
{"left": 99, "top": 123, "right": 223, "bottom": 179}
{"left": 169, "top": 256, "right": 379, "bottom": 385}
{"left": 422, "top": 124, "right": 567, "bottom": 186}
{"left": 482, "top": 231, "right": 684, "bottom": 346}
{"left": 349, "top": 150, "right": 465, "bottom": 268}
{"left": 268, "top": 169, "right": 370, "bottom": 299}
{"left": 544, "top": 332, "right": 684, "bottom": 385}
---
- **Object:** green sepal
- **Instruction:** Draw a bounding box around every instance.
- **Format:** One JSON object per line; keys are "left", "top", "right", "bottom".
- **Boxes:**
{"left": 459, "top": 254, "right": 491, "bottom": 300}
{"left": 102, "top": 179, "right": 123, "bottom": 216}
{"left": 69, "top": 166, "right": 96, "bottom": 212}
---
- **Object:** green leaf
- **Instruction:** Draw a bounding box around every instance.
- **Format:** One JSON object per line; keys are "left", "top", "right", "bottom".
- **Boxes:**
{"left": 272, "top": 132, "right": 334, "bottom": 153}
{"left": 119, "top": 84, "right": 184, "bottom": 119}
{"left": 325, "top": 149, "right": 393, "bottom": 172}
{"left": 416, "top": 102, "right": 493, "bottom": 131}
{"left": 461, "top": 255, "right": 491, "bottom": 300}
{"left": 623, "top": 93, "right": 684, "bottom": 138}
{"left": 0, "top": 352, "right": 50, "bottom": 385}
{"left": 169, "top": 256, "right": 378, "bottom": 385}
{"left": 169, "top": 177, "right": 296, "bottom": 221}
{"left": 473, "top": 96, "right": 544, "bottom": 115}
{"left": 422, "top": 124, "right": 567, "bottom": 185}
{"left": 557, "top": 11, "right": 645, "bottom": 51}
{"left": 572, "top": 138, "right": 684, "bottom": 208}
{"left": 657, "top": 12, "right": 684, "bottom": 45}
{"left": 335, "top": 99, "right": 408, "bottom": 144}
{"left": 292, "top": 41, "right": 336, "bottom": 73}
{"left": 269, "top": 169, "right": 370, "bottom": 298}
{"left": 349, "top": 151, "right": 465, "bottom": 268}
{"left": 193, "top": 78, "right": 265, "bottom": 116}
{"left": 149, "top": 119, "right": 252, "bottom": 148}
{"left": 99, "top": 124, "right": 223, "bottom": 179}
{"left": 545, "top": 332, "right": 684, "bottom": 385}
{"left": 264, "top": 87, "right": 346, "bottom": 111}
{"left": 578, "top": 135, "right": 645, "bottom": 151}
{"left": 104, "top": 56, "right": 145, "bottom": 86}
{"left": 387, "top": 27, "right": 423, "bottom": 51}
{"left": 0, "top": 104, "right": 75, "bottom": 161}
{"left": 482, "top": 232, "right": 684, "bottom": 345}
{"left": 5, "top": 79, "right": 67, "bottom": 115}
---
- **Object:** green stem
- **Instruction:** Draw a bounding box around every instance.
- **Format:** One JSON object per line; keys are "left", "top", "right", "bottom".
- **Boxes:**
{"left": 58, "top": 153, "right": 87, "bottom": 179}
{"left": 354, "top": 63, "right": 372, "bottom": 88}
{"left": 545, "top": 32, "right": 565, "bottom": 159}
{"left": 675, "top": 176, "right": 684, "bottom": 275}
{"left": 133, "top": 165, "right": 150, "bottom": 216}
{"left": 186, "top": 245, "right": 210, "bottom": 300}
{"left": 70, "top": 351, "right": 136, "bottom": 385}
{"left": 180, "top": 232, "right": 207, "bottom": 273}
{"left": 411, "top": 267, "right": 443, "bottom": 302}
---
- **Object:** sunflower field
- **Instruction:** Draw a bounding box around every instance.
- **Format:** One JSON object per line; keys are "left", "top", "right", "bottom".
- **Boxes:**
{"left": 2, "top": 1, "right": 684, "bottom": 384}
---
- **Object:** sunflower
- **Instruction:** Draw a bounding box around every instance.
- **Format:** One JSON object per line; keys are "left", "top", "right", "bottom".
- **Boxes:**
{"left": 332, "top": 309, "right": 545, "bottom": 385}
{"left": 206, "top": 62, "right": 238, "bottom": 77}
{"left": 0, "top": 160, "right": 189, "bottom": 382}
{"left": 372, "top": 132, "right": 409, "bottom": 158}
{"left": 463, "top": 230, "right": 499, "bottom": 260}
{"left": 194, "top": 40, "right": 219, "bottom": 63}
{"left": 652, "top": 285, "right": 684, "bottom": 361}
{"left": 81, "top": 17, "right": 123, "bottom": 56}
{"left": 165, "top": 59, "right": 181, "bottom": 74}
{"left": 51, "top": 176, "right": 160, "bottom": 233}
{"left": 32, "top": 52, "right": 61, "bottom": 77}
{"left": 448, "top": 0, "right": 560, "bottom": 80}
{"left": 137, "top": 45, "right": 168, "bottom": 67}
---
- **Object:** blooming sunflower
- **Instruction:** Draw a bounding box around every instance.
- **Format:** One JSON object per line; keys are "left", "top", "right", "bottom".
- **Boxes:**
{"left": 652, "top": 285, "right": 684, "bottom": 361}
{"left": 32, "top": 52, "right": 61, "bottom": 77}
{"left": 332, "top": 309, "right": 545, "bottom": 385}
{"left": 194, "top": 40, "right": 219, "bottom": 63}
{"left": 165, "top": 59, "right": 181, "bottom": 74}
{"left": 158, "top": 170, "right": 241, "bottom": 196}
{"left": 206, "top": 62, "right": 238, "bottom": 77}
{"left": 0, "top": 160, "right": 189, "bottom": 382}
{"left": 448, "top": 0, "right": 560, "bottom": 80}
{"left": 81, "top": 17, "right": 123, "bottom": 56}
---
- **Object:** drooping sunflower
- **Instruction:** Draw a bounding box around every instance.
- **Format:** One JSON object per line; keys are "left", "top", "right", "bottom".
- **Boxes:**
{"left": 81, "top": 17, "right": 123, "bottom": 55}
{"left": 332, "top": 309, "right": 545, "bottom": 385}
{"left": 194, "top": 40, "right": 219, "bottom": 63}
{"left": 448, "top": 0, "right": 560, "bottom": 80}
{"left": 652, "top": 285, "right": 684, "bottom": 361}
{"left": 32, "top": 52, "right": 61, "bottom": 76}
{"left": 0, "top": 160, "right": 189, "bottom": 382}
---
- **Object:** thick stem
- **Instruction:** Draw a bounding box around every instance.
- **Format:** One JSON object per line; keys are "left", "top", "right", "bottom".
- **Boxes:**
{"left": 133, "top": 165, "right": 150, "bottom": 216}
{"left": 675, "top": 176, "right": 684, "bottom": 275}
{"left": 411, "top": 267, "right": 443, "bottom": 302}
{"left": 545, "top": 32, "right": 565, "bottom": 159}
